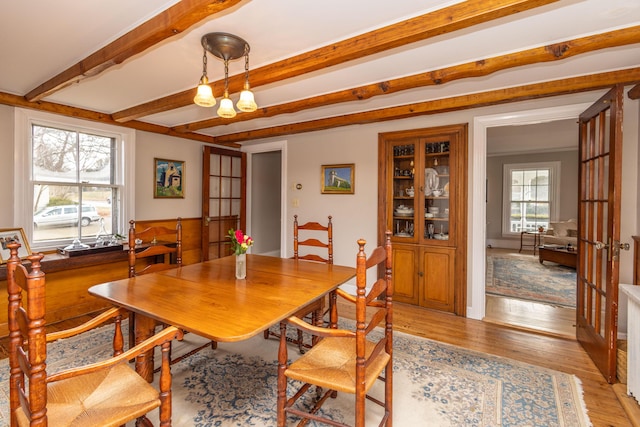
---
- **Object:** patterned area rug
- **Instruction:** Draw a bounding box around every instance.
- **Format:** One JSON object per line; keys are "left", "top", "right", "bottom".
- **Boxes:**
{"left": 0, "top": 321, "right": 591, "bottom": 426}
{"left": 487, "top": 253, "right": 577, "bottom": 307}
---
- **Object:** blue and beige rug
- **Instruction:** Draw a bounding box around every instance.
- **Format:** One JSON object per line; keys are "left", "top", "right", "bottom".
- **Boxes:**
{"left": 487, "top": 253, "right": 577, "bottom": 307}
{"left": 0, "top": 321, "right": 591, "bottom": 426}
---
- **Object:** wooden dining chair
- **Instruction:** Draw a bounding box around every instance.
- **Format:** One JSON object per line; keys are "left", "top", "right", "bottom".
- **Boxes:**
{"left": 6, "top": 242, "right": 183, "bottom": 427}
{"left": 128, "top": 218, "right": 183, "bottom": 278}
{"left": 277, "top": 231, "right": 393, "bottom": 427}
{"left": 128, "top": 218, "right": 216, "bottom": 360}
{"left": 264, "top": 215, "right": 333, "bottom": 353}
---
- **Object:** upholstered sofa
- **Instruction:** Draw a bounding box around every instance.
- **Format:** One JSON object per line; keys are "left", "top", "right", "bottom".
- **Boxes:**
{"left": 542, "top": 219, "right": 577, "bottom": 247}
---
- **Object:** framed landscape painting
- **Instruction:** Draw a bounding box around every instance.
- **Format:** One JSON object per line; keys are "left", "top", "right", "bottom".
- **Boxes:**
{"left": 0, "top": 228, "right": 31, "bottom": 263}
{"left": 154, "top": 158, "right": 185, "bottom": 198}
{"left": 321, "top": 164, "right": 355, "bottom": 194}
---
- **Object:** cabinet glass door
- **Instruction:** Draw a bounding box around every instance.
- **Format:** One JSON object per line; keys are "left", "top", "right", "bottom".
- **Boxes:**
{"left": 423, "top": 140, "right": 450, "bottom": 243}
{"left": 391, "top": 142, "right": 416, "bottom": 239}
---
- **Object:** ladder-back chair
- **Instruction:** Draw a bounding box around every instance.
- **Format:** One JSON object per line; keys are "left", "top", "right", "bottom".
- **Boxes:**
{"left": 277, "top": 231, "right": 393, "bottom": 427}
{"left": 7, "top": 243, "right": 183, "bottom": 427}
{"left": 128, "top": 218, "right": 183, "bottom": 278}
{"left": 264, "top": 215, "right": 333, "bottom": 353}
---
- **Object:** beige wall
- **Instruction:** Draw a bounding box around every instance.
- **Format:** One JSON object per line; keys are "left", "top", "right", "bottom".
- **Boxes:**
{"left": 134, "top": 131, "right": 204, "bottom": 221}
{"left": 2, "top": 88, "right": 638, "bottom": 324}
{"left": 486, "top": 149, "right": 579, "bottom": 247}
{"left": 0, "top": 104, "right": 14, "bottom": 227}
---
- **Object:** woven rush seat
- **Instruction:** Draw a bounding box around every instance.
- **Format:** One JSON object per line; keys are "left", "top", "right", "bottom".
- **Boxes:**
{"left": 7, "top": 242, "right": 183, "bottom": 427}
{"left": 285, "top": 336, "right": 390, "bottom": 394}
{"left": 15, "top": 363, "right": 160, "bottom": 427}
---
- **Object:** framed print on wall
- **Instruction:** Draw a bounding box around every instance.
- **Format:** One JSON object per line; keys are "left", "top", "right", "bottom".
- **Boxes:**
{"left": 0, "top": 228, "right": 31, "bottom": 263}
{"left": 154, "top": 158, "right": 185, "bottom": 198}
{"left": 321, "top": 164, "right": 355, "bottom": 194}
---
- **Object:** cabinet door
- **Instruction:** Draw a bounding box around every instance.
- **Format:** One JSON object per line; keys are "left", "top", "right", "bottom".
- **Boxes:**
{"left": 420, "top": 247, "right": 455, "bottom": 312}
{"left": 422, "top": 139, "right": 451, "bottom": 244}
{"left": 388, "top": 140, "right": 418, "bottom": 241}
{"left": 392, "top": 244, "right": 419, "bottom": 305}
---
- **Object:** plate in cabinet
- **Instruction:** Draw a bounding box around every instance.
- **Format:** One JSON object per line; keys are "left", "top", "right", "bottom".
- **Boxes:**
{"left": 424, "top": 168, "right": 439, "bottom": 195}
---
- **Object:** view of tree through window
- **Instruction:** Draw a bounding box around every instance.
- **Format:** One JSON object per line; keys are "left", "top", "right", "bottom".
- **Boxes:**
{"left": 32, "top": 124, "right": 119, "bottom": 245}
{"left": 508, "top": 167, "right": 551, "bottom": 232}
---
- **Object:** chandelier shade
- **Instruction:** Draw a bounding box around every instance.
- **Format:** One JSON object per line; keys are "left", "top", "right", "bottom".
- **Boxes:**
{"left": 194, "top": 32, "right": 257, "bottom": 117}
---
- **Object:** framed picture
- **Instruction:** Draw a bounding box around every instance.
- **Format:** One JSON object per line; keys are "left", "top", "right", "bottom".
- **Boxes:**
{"left": 154, "top": 158, "right": 185, "bottom": 198}
{"left": 321, "top": 164, "right": 355, "bottom": 194}
{"left": 0, "top": 228, "right": 31, "bottom": 264}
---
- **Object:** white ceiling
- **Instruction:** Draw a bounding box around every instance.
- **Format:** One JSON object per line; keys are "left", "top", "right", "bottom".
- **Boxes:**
{"left": 1, "top": 0, "right": 639, "bottom": 143}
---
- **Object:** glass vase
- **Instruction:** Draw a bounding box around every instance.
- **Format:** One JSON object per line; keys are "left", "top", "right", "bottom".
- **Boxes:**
{"left": 235, "top": 253, "right": 246, "bottom": 279}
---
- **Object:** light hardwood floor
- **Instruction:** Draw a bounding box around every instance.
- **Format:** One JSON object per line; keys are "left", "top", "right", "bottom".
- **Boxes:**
{"left": 337, "top": 300, "right": 633, "bottom": 427}
{"left": 0, "top": 301, "right": 634, "bottom": 426}
{"left": 484, "top": 247, "right": 577, "bottom": 339}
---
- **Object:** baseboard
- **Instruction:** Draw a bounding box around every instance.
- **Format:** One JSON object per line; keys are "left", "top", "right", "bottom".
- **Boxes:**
{"left": 486, "top": 238, "right": 520, "bottom": 250}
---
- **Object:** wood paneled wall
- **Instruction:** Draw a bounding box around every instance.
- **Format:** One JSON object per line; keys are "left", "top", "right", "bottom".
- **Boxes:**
{"left": 0, "top": 217, "right": 203, "bottom": 337}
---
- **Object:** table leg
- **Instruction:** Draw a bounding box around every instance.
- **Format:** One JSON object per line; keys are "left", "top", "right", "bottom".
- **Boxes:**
{"left": 134, "top": 314, "right": 156, "bottom": 383}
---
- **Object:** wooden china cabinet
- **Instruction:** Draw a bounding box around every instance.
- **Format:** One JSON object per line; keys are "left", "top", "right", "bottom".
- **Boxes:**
{"left": 378, "top": 124, "right": 468, "bottom": 315}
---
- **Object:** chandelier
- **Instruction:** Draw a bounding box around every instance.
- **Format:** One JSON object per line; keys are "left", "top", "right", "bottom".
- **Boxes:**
{"left": 193, "top": 32, "right": 257, "bottom": 118}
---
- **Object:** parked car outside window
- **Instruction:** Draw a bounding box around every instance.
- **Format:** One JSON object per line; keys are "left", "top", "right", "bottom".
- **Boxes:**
{"left": 33, "top": 205, "right": 101, "bottom": 228}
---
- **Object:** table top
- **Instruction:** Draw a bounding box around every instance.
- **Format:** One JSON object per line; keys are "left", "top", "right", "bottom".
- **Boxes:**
{"left": 89, "top": 254, "right": 356, "bottom": 342}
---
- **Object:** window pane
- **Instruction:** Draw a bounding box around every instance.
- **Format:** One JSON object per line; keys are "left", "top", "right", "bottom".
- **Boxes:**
{"left": 511, "top": 184, "right": 523, "bottom": 201}
{"left": 33, "top": 185, "right": 80, "bottom": 242}
{"left": 79, "top": 133, "right": 113, "bottom": 184}
{"left": 32, "top": 125, "right": 78, "bottom": 182}
{"left": 31, "top": 122, "right": 119, "bottom": 248}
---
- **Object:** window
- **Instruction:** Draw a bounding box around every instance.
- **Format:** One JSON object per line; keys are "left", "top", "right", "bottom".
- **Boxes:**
{"left": 15, "top": 109, "right": 135, "bottom": 251}
{"left": 502, "top": 162, "right": 560, "bottom": 235}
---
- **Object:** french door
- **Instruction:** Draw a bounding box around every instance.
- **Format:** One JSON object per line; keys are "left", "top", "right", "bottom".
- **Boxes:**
{"left": 576, "top": 85, "right": 624, "bottom": 383}
{"left": 201, "top": 146, "right": 246, "bottom": 261}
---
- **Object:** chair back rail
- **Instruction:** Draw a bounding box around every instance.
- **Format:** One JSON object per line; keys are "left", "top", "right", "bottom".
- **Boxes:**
{"left": 6, "top": 242, "right": 182, "bottom": 426}
{"left": 277, "top": 231, "right": 393, "bottom": 427}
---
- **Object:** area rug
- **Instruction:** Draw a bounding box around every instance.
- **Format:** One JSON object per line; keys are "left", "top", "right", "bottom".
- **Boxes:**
{"left": 487, "top": 253, "right": 577, "bottom": 307}
{"left": 0, "top": 321, "right": 591, "bottom": 427}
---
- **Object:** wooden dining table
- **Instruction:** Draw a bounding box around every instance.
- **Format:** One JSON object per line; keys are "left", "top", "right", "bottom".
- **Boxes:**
{"left": 89, "top": 254, "right": 356, "bottom": 381}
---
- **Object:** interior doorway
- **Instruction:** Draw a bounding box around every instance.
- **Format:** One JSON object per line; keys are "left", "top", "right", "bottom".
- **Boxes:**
{"left": 468, "top": 103, "right": 592, "bottom": 324}
{"left": 483, "top": 120, "right": 579, "bottom": 338}
{"left": 243, "top": 140, "right": 288, "bottom": 257}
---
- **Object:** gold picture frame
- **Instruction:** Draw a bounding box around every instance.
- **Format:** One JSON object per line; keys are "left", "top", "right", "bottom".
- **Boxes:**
{"left": 0, "top": 228, "right": 32, "bottom": 264}
{"left": 154, "top": 158, "right": 185, "bottom": 198}
{"left": 321, "top": 164, "right": 355, "bottom": 194}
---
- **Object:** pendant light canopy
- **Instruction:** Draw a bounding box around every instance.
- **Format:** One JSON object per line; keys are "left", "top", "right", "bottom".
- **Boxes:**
{"left": 193, "top": 32, "right": 257, "bottom": 117}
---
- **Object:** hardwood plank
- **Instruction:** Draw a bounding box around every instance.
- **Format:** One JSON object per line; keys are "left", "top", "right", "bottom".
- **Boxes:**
{"left": 485, "top": 294, "right": 576, "bottom": 339}
{"left": 337, "top": 300, "right": 631, "bottom": 427}
{"left": 0, "top": 296, "right": 632, "bottom": 426}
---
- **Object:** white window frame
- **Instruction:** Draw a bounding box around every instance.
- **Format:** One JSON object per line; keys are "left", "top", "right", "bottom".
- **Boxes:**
{"left": 14, "top": 109, "right": 135, "bottom": 251}
{"left": 501, "top": 161, "right": 560, "bottom": 236}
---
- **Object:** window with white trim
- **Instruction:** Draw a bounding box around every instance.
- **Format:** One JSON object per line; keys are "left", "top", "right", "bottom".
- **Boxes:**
{"left": 502, "top": 162, "right": 560, "bottom": 236}
{"left": 15, "top": 109, "right": 135, "bottom": 251}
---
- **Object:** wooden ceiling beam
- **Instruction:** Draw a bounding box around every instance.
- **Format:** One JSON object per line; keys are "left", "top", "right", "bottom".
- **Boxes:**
{"left": 24, "top": 0, "right": 244, "bottom": 102}
{"left": 174, "top": 26, "right": 640, "bottom": 132}
{"left": 112, "top": 0, "right": 560, "bottom": 122}
{"left": 211, "top": 68, "right": 640, "bottom": 144}
{"left": 0, "top": 91, "right": 239, "bottom": 148}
